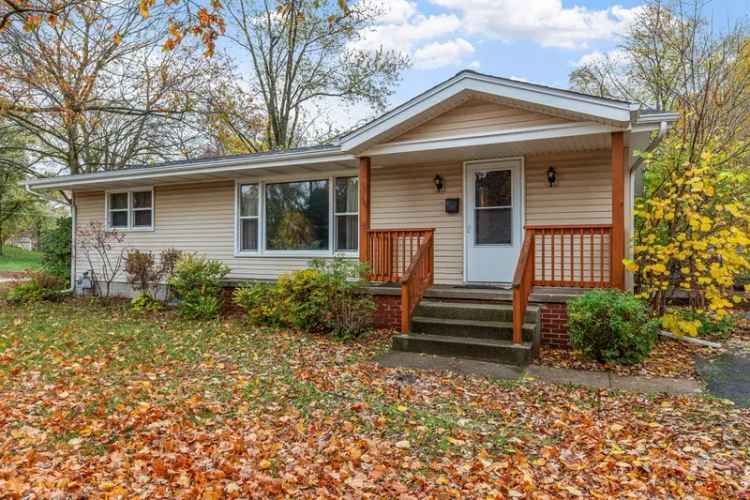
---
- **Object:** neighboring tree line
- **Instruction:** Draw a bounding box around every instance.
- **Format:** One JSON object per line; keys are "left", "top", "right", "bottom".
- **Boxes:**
{"left": 569, "top": 0, "right": 750, "bottom": 331}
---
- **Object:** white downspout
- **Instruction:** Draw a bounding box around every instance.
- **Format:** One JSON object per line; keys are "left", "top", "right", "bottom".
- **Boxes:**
{"left": 24, "top": 184, "right": 76, "bottom": 294}
{"left": 630, "top": 120, "right": 668, "bottom": 174}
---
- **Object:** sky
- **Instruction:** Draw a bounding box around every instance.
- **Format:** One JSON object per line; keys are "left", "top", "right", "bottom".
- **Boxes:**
{"left": 337, "top": 0, "right": 749, "bottom": 126}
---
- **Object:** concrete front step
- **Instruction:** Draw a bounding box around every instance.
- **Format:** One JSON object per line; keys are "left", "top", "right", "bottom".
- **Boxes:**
{"left": 414, "top": 300, "right": 539, "bottom": 323}
{"left": 411, "top": 316, "right": 536, "bottom": 342}
{"left": 392, "top": 334, "right": 533, "bottom": 365}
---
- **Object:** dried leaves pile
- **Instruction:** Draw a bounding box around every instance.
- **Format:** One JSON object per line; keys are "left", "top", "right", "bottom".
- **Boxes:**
{"left": 1, "top": 301, "right": 748, "bottom": 498}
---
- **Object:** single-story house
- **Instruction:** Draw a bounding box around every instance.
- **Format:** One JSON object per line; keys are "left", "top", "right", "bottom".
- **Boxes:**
{"left": 26, "top": 70, "right": 677, "bottom": 364}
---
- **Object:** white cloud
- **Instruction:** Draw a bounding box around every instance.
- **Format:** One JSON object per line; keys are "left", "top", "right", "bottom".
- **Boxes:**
{"left": 468, "top": 60, "right": 481, "bottom": 70}
{"left": 350, "top": 0, "right": 474, "bottom": 70}
{"left": 413, "top": 38, "right": 475, "bottom": 69}
{"left": 351, "top": 12, "right": 461, "bottom": 55}
{"left": 430, "top": 0, "right": 643, "bottom": 49}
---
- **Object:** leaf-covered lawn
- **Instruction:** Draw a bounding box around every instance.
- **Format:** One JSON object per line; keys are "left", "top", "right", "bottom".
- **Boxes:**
{"left": 1, "top": 301, "right": 748, "bottom": 498}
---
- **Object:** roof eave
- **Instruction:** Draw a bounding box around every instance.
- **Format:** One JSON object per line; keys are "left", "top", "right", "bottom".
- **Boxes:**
{"left": 26, "top": 146, "right": 354, "bottom": 191}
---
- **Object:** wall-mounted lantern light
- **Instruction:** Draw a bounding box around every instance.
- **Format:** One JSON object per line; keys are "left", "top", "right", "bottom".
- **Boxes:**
{"left": 434, "top": 174, "right": 444, "bottom": 193}
{"left": 547, "top": 166, "right": 557, "bottom": 187}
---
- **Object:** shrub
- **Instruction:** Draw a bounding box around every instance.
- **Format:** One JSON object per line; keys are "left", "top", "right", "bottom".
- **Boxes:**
{"left": 125, "top": 248, "right": 182, "bottom": 298}
{"left": 169, "top": 254, "right": 229, "bottom": 319}
{"left": 130, "top": 292, "right": 163, "bottom": 313}
{"left": 233, "top": 258, "right": 374, "bottom": 337}
{"left": 40, "top": 217, "right": 71, "bottom": 280}
{"left": 568, "top": 289, "right": 658, "bottom": 365}
{"left": 232, "top": 283, "right": 282, "bottom": 326}
{"left": 5, "top": 271, "right": 66, "bottom": 304}
{"left": 6, "top": 282, "right": 48, "bottom": 303}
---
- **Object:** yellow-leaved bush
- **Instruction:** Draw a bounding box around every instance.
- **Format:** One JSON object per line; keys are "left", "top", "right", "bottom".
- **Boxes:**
{"left": 626, "top": 134, "right": 750, "bottom": 335}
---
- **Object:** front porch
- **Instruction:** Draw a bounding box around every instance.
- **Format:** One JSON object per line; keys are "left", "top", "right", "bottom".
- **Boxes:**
{"left": 356, "top": 131, "right": 628, "bottom": 362}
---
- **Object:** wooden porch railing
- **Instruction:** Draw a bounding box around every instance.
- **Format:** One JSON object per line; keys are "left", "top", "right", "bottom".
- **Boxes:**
{"left": 512, "top": 224, "right": 613, "bottom": 343}
{"left": 400, "top": 232, "right": 434, "bottom": 334}
{"left": 367, "top": 229, "right": 434, "bottom": 282}
{"left": 367, "top": 229, "right": 434, "bottom": 333}
{"left": 511, "top": 229, "right": 535, "bottom": 344}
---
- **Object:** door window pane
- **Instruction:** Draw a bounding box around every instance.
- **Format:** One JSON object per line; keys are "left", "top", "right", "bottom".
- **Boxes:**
{"left": 475, "top": 207, "right": 512, "bottom": 245}
{"left": 475, "top": 170, "right": 511, "bottom": 207}
{"left": 240, "top": 219, "right": 259, "bottom": 251}
{"left": 265, "top": 180, "right": 329, "bottom": 251}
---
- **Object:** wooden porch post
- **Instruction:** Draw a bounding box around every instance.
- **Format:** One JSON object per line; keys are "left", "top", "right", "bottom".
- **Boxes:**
{"left": 358, "top": 157, "right": 371, "bottom": 269}
{"left": 611, "top": 132, "right": 625, "bottom": 289}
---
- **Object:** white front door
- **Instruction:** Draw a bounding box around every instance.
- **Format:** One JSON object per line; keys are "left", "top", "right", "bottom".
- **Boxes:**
{"left": 465, "top": 159, "right": 523, "bottom": 283}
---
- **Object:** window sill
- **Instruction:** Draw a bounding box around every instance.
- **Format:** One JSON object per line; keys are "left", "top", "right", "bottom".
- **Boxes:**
{"left": 107, "top": 226, "right": 155, "bottom": 233}
{"left": 233, "top": 251, "right": 359, "bottom": 259}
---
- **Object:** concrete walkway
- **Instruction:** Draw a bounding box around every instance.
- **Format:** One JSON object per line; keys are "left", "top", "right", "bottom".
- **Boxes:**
{"left": 376, "top": 351, "right": 703, "bottom": 395}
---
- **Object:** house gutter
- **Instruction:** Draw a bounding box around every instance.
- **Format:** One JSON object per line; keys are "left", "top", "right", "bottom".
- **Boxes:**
{"left": 630, "top": 120, "right": 669, "bottom": 173}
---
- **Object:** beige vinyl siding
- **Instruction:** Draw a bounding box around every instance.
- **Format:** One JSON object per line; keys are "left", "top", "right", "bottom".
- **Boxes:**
{"left": 394, "top": 100, "right": 571, "bottom": 143}
{"left": 525, "top": 150, "right": 612, "bottom": 225}
{"left": 74, "top": 182, "right": 320, "bottom": 289}
{"left": 370, "top": 161, "right": 463, "bottom": 285}
{"left": 525, "top": 149, "right": 612, "bottom": 282}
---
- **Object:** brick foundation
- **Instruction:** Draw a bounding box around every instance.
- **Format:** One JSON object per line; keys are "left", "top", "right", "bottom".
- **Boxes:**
{"left": 372, "top": 293, "right": 401, "bottom": 330}
{"left": 539, "top": 302, "right": 570, "bottom": 347}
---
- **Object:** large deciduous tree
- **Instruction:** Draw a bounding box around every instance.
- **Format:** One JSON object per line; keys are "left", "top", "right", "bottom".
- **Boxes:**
{"left": 0, "top": 1, "right": 219, "bottom": 182}
{"left": 221, "top": 0, "right": 409, "bottom": 151}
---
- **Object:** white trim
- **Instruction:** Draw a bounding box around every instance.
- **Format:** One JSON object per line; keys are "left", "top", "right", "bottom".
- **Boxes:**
{"left": 232, "top": 173, "right": 360, "bottom": 259}
{"left": 234, "top": 182, "right": 261, "bottom": 256}
{"left": 462, "top": 156, "right": 525, "bottom": 284}
{"left": 342, "top": 72, "right": 635, "bottom": 151}
{"left": 363, "top": 122, "right": 621, "bottom": 157}
{"left": 104, "top": 187, "right": 154, "bottom": 232}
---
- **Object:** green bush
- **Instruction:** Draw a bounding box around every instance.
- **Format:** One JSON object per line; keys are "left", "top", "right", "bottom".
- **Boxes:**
{"left": 232, "top": 282, "right": 283, "bottom": 326}
{"left": 568, "top": 289, "right": 658, "bottom": 365}
{"left": 40, "top": 217, "right": 71, "bottom": 280}
{"left": 233, "top": 258, "right": 374, "bottom": 337}
{"left": 168, "top": 254, "right": 229, "bottom": 319}
{"left": 130, "top": 292, "right": 163, "bottom": 313}
{"left": 5, "top": 271, "right": 66, "bottom": 304}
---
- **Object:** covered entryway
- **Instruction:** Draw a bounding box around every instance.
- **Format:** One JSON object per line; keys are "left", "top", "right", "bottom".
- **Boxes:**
{"left": 464, "top": 158, "right": 523, "bottom": 284}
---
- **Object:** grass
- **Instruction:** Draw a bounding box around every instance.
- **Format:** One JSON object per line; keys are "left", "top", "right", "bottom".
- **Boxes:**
{"left": 0, "top": 245, "right": 42, "bottom": 273}
{"left": 0, "top": 300, "right": 748, "bottom": 497}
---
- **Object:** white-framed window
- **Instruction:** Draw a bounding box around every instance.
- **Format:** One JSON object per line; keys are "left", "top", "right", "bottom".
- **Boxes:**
{"left": 234, "top": 175, "right": 359, "bottom": 257}
{"left": 238, "top": 183, "right": 259, "bottom": 252}
{"left": 335, "top": 177, "right": 358, "bottom": 252}
{"left": 105, "top": 189, "right": 154, "bottom": 231}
